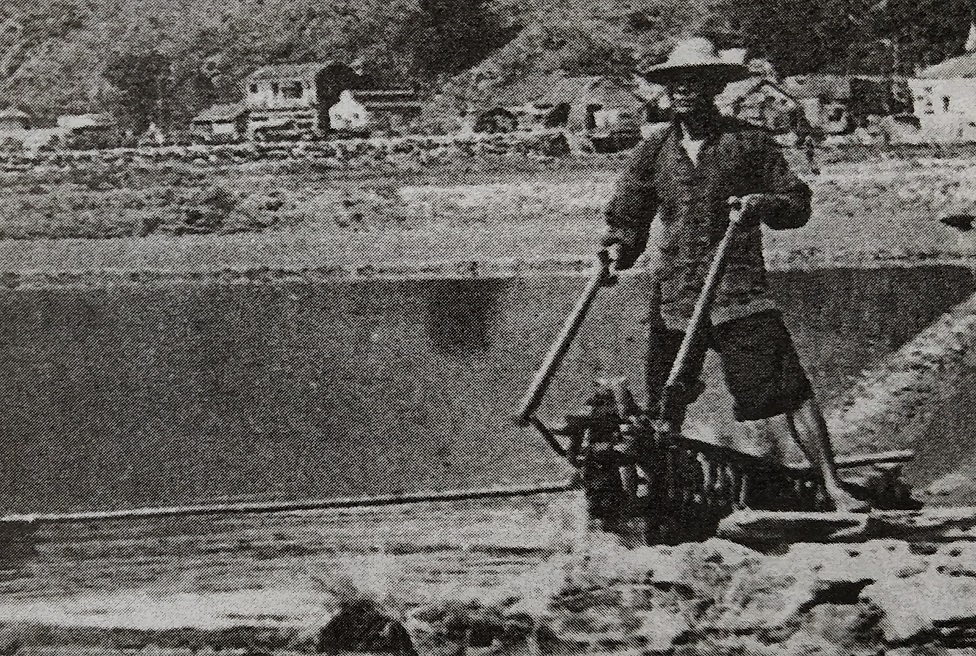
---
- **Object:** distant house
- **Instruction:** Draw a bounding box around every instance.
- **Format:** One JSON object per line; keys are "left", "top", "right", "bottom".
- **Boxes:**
{"left": 479, "top": 72, "right": 567, "bottom": 131}
{"left": 56, "top": 113, "right": 114, "bottom": 132}
{"left": 0, "top": 107, "right": 30, "bottom": 131}
{"left": 909, "top": 52, "right": 976, "bottom": 140}
{"left": 470, "top": 74, "right": 652, "bottom": 136}
{"left": 0, "top": 112, "right": 112, "bottom": 153}
{"left": 782, "top": 74, "right": 905, "bottom": 135}
{"left": 190, "top": 102, "right": 249, "bottom": 141}
{"left": 782, "top": 74, "right": 852, "bottom": 134}
{"left": 57, "top": 113, "right": 116, "bottom": 147}
{"left": 530, "top": 76, "right": 647, "bottom": 134}
{"left": 328, "top": 89, "right": 422, "bottom": 135}
{"left": 243, "top": 61, "right": 360, "bottom": 138}
{"left": 716, "top": 78, "right": 803, "bottom": 134}
{"left": 473, "top": 107, "right": 519, "bottom": 133}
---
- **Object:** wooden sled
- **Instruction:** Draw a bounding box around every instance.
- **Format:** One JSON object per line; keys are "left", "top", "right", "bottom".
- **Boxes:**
{"left": 535, "top": 381, "right": 918, "bottom": 545}
{"left": 515, "top": 203, "right": 920, "bottom": 546}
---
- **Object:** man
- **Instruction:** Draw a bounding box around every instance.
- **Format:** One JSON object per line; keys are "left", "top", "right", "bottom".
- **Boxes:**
{"left": 602, "top": 37, "right": 865, "bottom": 512}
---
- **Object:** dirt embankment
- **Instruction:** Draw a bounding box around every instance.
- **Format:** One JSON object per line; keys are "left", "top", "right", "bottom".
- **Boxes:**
{"left": 9, "top": 528, "right": 976, "bottom": 655}
{"left": 0, "top": 152, "right": 974, "bottom": 287}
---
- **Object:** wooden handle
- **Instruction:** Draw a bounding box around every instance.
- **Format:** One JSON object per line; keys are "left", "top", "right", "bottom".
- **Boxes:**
{"left": 514, "top": 250, "right": 610, "bottom": 425}
{"left": 660, "top": 200, "right": 743, "bottom": 415}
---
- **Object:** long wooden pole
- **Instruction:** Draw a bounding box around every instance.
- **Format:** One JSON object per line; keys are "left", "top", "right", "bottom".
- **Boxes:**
{"left": 514, "top": 250, "right": 610, "bottom": 425}
{"left": 662, "top": 200, "right": 743, "bottom": 394}
{"left": 0, "top": 481, "right": 575, "bottom": 526}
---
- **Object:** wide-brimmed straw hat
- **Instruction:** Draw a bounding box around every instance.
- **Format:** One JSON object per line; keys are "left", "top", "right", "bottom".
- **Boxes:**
{"left": 643, "top": 37, "right": 750, "bottom": 85}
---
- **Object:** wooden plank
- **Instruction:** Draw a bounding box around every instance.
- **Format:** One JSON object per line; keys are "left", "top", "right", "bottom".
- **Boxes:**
{"left": 787, "top": 450, "right": 915, "bottom": 472}
{"left": 0, "top": 480, "right": 576, "bottom": 526}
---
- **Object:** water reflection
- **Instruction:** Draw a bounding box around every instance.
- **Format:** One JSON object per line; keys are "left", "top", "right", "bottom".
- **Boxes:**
{"left": 422, "top": 279, "right": 507, "bottom": 354}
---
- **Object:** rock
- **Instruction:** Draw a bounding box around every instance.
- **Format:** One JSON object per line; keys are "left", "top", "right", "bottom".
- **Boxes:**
{"left": 860, "top": 576, "right": 976, "bottom": 644}
{"left": 782, "top": 541, "right": 927, "bottom": 589}
{"left": 925, "top": 473, "right": 976, "bottom": 498}
{"left": 704, "top": 562, "right": 819, "bottom": 634}
{"left": 866, "top": 508, "right": 976, "bottom": 541}
{"left": 633, "top": 607, "right": 691, "bottom": 652}
{"left": 886, "top": 647, "right": 950, "bottom": 656}
{"left": 802, "top": 603, "right": 883, "bottom": 649}
{"left": 405, "top": 603, "right": 468, "bottom": 656}
{"left": 932, "top": 543, "right": 976, "bottom": 578}
{"left": 722, "top": 508, "right": 976, "bottom": 544}
{"left": 404, "top": 602, "right": 531, "bottom": 656}
{"left": 318, "top": 600, "right": 416, "bottom": 655}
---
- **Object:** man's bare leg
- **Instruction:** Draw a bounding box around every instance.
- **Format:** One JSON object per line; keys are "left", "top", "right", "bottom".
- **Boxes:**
{"left": 782, "top": 397, "right": 869, "bottom": 512}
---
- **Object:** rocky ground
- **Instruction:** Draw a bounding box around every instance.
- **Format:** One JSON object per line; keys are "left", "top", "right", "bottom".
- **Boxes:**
{"left": 9, "top": 524, "right": 976, "bottom": 656}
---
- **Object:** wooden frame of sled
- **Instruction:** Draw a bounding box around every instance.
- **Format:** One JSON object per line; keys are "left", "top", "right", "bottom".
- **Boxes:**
{"left": 514, "top": 202, "right": 919, "bottom": 545}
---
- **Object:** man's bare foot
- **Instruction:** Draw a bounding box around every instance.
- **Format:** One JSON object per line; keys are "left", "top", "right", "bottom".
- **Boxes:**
{"left": 827, "top": 486, "right": 871, "bottom": 513}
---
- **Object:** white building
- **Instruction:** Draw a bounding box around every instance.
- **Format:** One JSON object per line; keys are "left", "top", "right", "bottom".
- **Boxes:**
{"left": 328, "top": 89, "right": 421, "bottom": 135}
{"left": 910, "top": 51, "right": 976, "bottom": 141}
{"left": 56, "top": 113, "right": 114, "bottom": 131}
{"left": 243, "top": 61, "right": 359, "bottom": 136}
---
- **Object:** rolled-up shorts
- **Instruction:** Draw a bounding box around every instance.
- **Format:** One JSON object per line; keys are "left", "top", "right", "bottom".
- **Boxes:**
{"left": 646, "top": 309, "right": 814, "bottom": 421}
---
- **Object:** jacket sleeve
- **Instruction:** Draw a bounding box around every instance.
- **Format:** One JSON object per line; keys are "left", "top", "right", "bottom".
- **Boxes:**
{"left": 753, "top": 134, "right": 812, "bottom": 230}
{"left": 602, "top": 137, "right": 661, "bottom": 268}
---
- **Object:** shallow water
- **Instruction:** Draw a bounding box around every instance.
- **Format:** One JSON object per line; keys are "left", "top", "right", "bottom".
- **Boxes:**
{"left": 0, "top": 266, "right": 971, "bottom": 516}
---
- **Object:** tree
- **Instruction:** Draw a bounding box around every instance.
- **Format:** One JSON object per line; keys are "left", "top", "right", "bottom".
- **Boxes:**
{"left": 714, "top": 0, "right": 976, "bottom": 75}
{"left": 407, "top": 0, "right": 508, "bottom": 76}
{"left": 873, "top": 0, "right": 974, "bottom": 71}
{"left": 102, "top": 50, "right": 172, "bottom": 133}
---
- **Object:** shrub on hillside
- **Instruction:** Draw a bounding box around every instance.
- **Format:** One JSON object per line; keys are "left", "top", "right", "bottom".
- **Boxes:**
{"left": 174, "top": 185, "right": 236, "bottom": 235}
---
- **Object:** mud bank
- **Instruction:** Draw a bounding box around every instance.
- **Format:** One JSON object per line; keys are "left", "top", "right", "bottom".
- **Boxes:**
{"left": 0, "top": 246, "right": 973, "bottom": 292}
{"left": 11, "top": 526, "right": 976, "bottom": 655}
{"left": 826, "top": 286, "right": 976, "bottom": 503}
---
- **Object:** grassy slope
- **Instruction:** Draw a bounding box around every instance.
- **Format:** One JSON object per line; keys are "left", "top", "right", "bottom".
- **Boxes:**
{"left": 1, "top": 0, "right": 434, "bottom": 121}
{"left": 2, "top": 0, "right": 712, "bottom": 125}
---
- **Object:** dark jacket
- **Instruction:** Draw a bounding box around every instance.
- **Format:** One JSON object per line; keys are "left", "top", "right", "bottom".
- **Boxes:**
{"left": 603, "top": 116, "right": 811, "bottom": 328}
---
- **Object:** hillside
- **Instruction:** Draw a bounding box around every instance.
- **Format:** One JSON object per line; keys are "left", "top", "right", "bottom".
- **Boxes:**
{"left": 0, "top": 0, "right": 484, "bottom": 125}
{"left": 1, "top": 0, "right": 974, "bottom": 128}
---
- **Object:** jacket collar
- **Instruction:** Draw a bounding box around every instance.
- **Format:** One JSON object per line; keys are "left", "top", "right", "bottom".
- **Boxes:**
{"left": 672, "top": 110, "right": 727, "bottom": 141}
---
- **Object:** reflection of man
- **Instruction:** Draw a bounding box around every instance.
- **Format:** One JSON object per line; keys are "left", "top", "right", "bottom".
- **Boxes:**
{"left": 601, "top": 37, "right": 865, "bottom": 512}
{"left": 802, "top": 134, "right": 820, "bottom": 175}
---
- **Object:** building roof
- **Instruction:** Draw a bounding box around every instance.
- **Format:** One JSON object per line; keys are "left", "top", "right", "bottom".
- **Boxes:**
{"left": 192, "top": 102, "right": 248, "bottom": 123}
{"left": 246, "top": 61, "right": 343, "bottom": 82}
{"left": 360, "top": 100, "right": 424, "bottom": 112}
{"left": 352, "top": 89, "right": 417, "bottom": 101}
{"left": 919, "top": 51, "right": 976, "bottom": 79}
{"left": 491, "top": 72, "right": 567, "bottom": 107}
{"left": 718, "top": 77, "right": 797, "bottom": 105}
{"left": 348, "top": 89, "right": 422, "bottom": 112}
{"left": 56, "top": 113, "right": 114, "bottom": 129}
{"left": 783, "top": 74, "right": 852, "bottom": 101}
{"left": 533, "top": 76, "right": 644, "bottom": 109}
